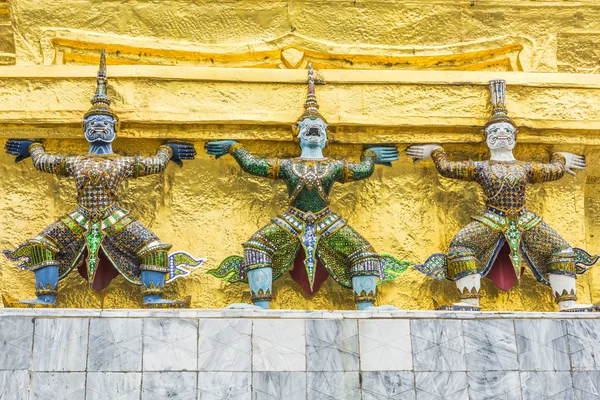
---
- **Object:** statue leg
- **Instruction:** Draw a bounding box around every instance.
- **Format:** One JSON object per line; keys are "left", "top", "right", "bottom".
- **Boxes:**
{"left": 353, "top": 275, "right": 379, "bottom": 310}
{"left": 522, "top": 222, "right": 597, "bottom": 311}
{"left": 139, "top": 246, "right": 190, "bottom": 308}
{"left": 439, "top": 222, "right": 498, "bottom": 311}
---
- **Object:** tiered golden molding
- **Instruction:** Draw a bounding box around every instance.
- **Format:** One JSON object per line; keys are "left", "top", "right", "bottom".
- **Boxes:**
{"left": 0, "top": 66, "right": 599, "bottom": 145}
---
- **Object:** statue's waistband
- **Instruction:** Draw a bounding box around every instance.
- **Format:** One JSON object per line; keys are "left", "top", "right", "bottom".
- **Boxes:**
{"left": 287, "top": 206, "right": 330, "bottom": 223}
{"left": 76, "top": 203, "right": 120, "bottom": 222}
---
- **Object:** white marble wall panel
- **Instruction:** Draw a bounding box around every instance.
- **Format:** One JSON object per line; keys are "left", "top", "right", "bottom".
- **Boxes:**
{"left": 0, "top": 370, "right": 28, "bottom": 400}
{"left": 30, "top": 372, "right": 86, "bottom": 400}
{"left": 253, "top": 319, "right": 306, "bottom": 371}
{"left": 520, "top": 371, "right": 573, "bottom": 400}
{"left": 359, "top": 319, "right": 412, "bottom": 371}
{"left": 198, "top": 319, "right": 251, "bottom": 372}
{"left": 87, "top": 318, "right": 142, "bottom": 372}
{"left": 306, "top": 320, "right": 359, "bottom": 371}
{"left": 567, "top": 320, "right": 600, "bottom": 371}
{"left": 33, "top": 318, "right": 88, "bottom": 372}
{"left": 467, "top": 371, "right": 522, "bottom": 400}
{"left": 253, "top": 372, "right": 306, "bottom": 400}
{"left": 141, "top": 371, "right": 197, "bottom": 399}
{"left": 515, "top": 320, "right": 570, "bottom": 371}
{"left": 415, "top": 372, "right": 468, "bottom": 399}
{"left": 361, "top": 371, "right": 416, "bottom": 400}
{"left": 307, "top": 371, "right": 360, "bottom": 400}
{"left": 463, "top": 320, "right": 518, "bottom": 372}
{"left": 573, "top": 372, "right": 600, "bottom": 400}
{"left": 143, "top": 318, "right": 198, "bottom": 371}
{"left": 0, "top": 317, "right": 32, "bottom": 371}
{"left": 411, "top": 320, "right": 466, "bottom": 372}
{"left": 197, "top": 372, "right": 251, "bottom": 400}
{"left": 86, "top": 372, "right": 141, "bottom": 400}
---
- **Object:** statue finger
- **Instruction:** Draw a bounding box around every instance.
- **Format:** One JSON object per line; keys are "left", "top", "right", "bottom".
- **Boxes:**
{"left": 566, "top": 168, "right": 576, "bottom": 176}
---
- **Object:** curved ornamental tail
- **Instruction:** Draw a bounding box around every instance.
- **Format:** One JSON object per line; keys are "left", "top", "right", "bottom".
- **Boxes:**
{"left": 166, "top": 251, "right": 206, "bottom": 282}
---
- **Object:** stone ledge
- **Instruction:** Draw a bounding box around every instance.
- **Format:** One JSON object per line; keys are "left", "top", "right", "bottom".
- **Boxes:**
{"left": 1, "top": 308, "right": 599, "bottom": 319}
{"left": 1, "top": 309, "right": 599, "bottom": 398}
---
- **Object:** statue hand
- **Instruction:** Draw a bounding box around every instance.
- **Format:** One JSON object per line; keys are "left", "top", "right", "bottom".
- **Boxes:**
{"left": 556, "top": 152, "right": 587, "bottom": 176}
{"left": 5, "top": 139, "right": 36, "bottom": 163}
{"left": 405, "top": 144, "right": 442, "bottom": 162}
{"left": 364, "top": 145, "right": 399, "bottom": 167}
{"left": 165, "top": 141, "right": 197, "bottom": 167}
{"left": 204, "top": 140, "right": 238, "bottom": 160}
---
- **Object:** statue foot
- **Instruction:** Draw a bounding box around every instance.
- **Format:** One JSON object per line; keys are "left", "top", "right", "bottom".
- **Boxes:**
{"left": 225, "top": 303, "right": 268, "bottom": 310}
{"left": 436, "top": 302, "right": 481, "bottom": 312}
{"left": 143, "top": 296, "right": 191, "bottom": 309}
{"left": 560, "top": 303, "right": 600, "bottom": 312}
{"left": 2, "top": 295, "right": 55, "bottom": 308}
{"left": 357, "top": 304, "right": 399, "bottom": 311}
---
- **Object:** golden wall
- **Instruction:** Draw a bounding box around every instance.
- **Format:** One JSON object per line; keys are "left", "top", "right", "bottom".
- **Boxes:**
{"left": 2, "top": 0, "right": 600, "bottom": 310}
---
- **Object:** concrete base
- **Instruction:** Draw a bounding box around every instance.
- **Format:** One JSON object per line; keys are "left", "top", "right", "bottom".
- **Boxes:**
{"left": 0, "top": 309, "right": 599, "bottom": 399}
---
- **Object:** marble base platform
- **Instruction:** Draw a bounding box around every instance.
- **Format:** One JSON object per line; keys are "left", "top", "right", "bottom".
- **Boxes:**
{"left": 0, "top": 309, "right": 599, "bottom": 399}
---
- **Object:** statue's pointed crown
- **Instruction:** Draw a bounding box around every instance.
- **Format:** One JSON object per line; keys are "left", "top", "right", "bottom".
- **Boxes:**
{"left": 297, "top": 62, "right": 326, "bottom": 122}
{"left": 484, "top": 79, "right": 514, "bottom": 130}
{"left": 84, "top": 49, "right": 118, "bottom": 120}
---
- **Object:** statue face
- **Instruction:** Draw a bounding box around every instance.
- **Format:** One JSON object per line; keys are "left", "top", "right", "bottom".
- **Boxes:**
{"left": 83, "top": 114, "right": 117, "bottom": 143}
{"left": 485, "top": 122, "right": 516, "bottom": 151}
{"left": 296, "top": 117, "right": 328, "bottom": 150}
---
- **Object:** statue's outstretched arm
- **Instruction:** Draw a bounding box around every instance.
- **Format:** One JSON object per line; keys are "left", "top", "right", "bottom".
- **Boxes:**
{"left": 529, "top": 152, "right": 586, "bottom": 183}
{"left": 205, "top": 140, "right": 281, "bottom": 179}
{"left": 5, "top": 139, "right": 75, "bottom": 176}
{"left": 338, "top": 146, "right": 398, "bottom": 183}
{"left": 406, "top": 144, "right": 476, "bottom": 181}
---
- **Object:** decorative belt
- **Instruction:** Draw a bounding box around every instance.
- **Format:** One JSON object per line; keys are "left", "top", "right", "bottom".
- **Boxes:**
{"left": 287, "top": 207, "right": 330, "bottom": 224}
{"left": 77, "top": 203, "right": 119, "bottom": 222}
{"left": 486, "top": 205, "right": 525, "bottom": 218}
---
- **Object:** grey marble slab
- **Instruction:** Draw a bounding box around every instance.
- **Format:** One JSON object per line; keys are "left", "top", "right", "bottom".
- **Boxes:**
{"left": 467, "top": 371, "right": 521, "bottom": 400}
{"left": 463, "top": 320, "right": 518, "bottom": 371}
{"left": 253, "top": 319, "right": 306, "bottom": 371}
{"left": 411, "top": 320, "right": 466, "bottom": 372}
{"left": 197, "top": 372, "right": 251, "bottom": 400}
{"left": 32, "top": 318, "right": 89, "bottom": 372}
{"left": 306, "top": 319, "right": 359, "bottom": 371}
{"left": 515, "top": 320, "right": 570, "bottom": 371}
{"left": 0, "top": 370, "right": 28, "bottom": 400}
{"left": 87, "top": 318, "right": 142, "bottom": 372}
{"left": 573, "top": 371, "right": 600, "bottom": 400}
{"left": 141, "top": 371, "right": 197, "bottom": 399}
{"left": 0, "top": 317, "right": 33, "bottom": 371}
{"left": 86, "top": 372, "right": 141, "bottom": 400}
{"left": 415, "top": 372, "right": 468, "bottom": 399}
{"left": 567, "top": 319, "right": 600, "bottom": 371}
{"left": 361, "top": 371, "right": 416, "bottom": 400}
{"left": 30, "top": 372, "right": 86, "bottom": 400}
{"left": 143, "top": 318, "right": 198, "bottom": 371}
{"left": 520, "top": 371, "right": 573, "bottom": 400}
{"left": 252, "top": 372, "right": 306, "bottom": 400}
{"left": 359, "top": 319, "right": 412, "bottom": 371}
{"left": 307, "top": 371, "right": 360, "bottom": 400}
{"left": 573, "top": 372, "right": 600, "bottom": 400}
{"left": 198, "top": 319, "right": 251, "bottom": 372}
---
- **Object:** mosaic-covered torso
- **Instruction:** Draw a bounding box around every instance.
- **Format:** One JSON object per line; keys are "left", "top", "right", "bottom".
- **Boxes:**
{"left": 30, "top": 143, "right": 172, "bottom": 217}
{"left": 230, "top": 143, "right": 377, "bottom": 213}
{"left": 432, "top": 148, "right": 566, "bottom": 217}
